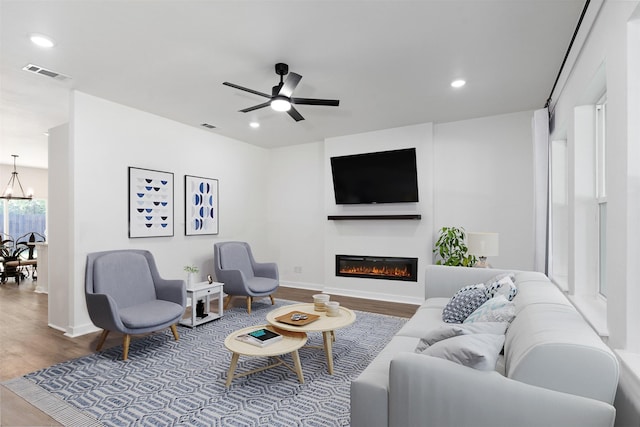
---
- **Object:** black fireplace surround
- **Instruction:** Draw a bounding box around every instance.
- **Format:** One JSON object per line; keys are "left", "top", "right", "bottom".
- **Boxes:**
{"left": 335, "top": 255, "right": 418, "bottom": 282}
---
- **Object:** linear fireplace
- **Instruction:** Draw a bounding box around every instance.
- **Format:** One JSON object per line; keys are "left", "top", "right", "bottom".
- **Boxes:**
{"left": 335, "top": 255, "right": 418, "bottom": 282}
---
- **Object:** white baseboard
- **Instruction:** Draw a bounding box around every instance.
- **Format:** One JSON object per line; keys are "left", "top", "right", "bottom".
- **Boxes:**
{"left": 63, "top": 323, "right": 100, "bottom": 337}
{"left": 280, "top": 280, "right": 423, "bottom": 305}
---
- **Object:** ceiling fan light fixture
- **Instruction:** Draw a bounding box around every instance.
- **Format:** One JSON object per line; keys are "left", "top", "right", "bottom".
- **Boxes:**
{"left": 271, "top": 97, "right": 291, "bottom": 112}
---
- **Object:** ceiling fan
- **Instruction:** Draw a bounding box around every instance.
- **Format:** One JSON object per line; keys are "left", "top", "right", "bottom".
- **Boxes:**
{"left": 223, "top": 63, "right": 340, "bottom": 122}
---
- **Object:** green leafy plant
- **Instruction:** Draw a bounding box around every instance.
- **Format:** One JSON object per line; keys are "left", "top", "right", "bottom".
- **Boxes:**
{"left": 433, "top": 226, "right": 477, "bottom": 267}
{"left": 183, "top": 265, "right": 199, "bottom": 274}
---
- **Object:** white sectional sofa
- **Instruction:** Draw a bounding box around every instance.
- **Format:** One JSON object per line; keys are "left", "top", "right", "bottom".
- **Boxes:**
{"left": 351, "top": 265, "right": 619, "bottom": 427}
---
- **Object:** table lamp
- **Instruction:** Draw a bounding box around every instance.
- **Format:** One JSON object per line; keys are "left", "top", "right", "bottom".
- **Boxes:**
{"left": 467, "top": 232, "right": 499, "bottom": 268}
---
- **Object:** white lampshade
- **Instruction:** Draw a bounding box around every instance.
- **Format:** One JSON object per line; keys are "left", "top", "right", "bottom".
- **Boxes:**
{"left": 466, "top": 232, "right": 499, "bottom": 257}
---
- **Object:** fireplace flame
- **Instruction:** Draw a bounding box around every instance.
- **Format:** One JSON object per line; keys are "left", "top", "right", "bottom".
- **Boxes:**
{"left": 339, "top": 265, "right": 411, "bottom": 278}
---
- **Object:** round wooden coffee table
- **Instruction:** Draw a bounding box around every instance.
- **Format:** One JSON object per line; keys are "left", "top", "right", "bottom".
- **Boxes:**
{"left": 223, "top": 324, "right": 307, "bottom": 387}
{"left": 266, "top": 302, "right": 356, "bottom": 375}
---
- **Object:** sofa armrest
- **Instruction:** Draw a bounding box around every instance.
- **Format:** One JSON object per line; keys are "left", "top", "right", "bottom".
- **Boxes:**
{"left": 85, "top": 293, "right": 124, "bottom": 331}
{"left": 253, "top": 262, "right": 278, "bottom": 280}
{"left": 155, "top": 279, "right": 186, "bottom": 308}
{"left": 389, "top": 353, "right": 615, "bottom": 427}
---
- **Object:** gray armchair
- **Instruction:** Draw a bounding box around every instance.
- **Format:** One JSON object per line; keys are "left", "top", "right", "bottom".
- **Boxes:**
{"left": 213, "top": 241, "right": 279, "bottom": 314}
{"left": 85, "top": 249, "right": 186, "bottom": 360}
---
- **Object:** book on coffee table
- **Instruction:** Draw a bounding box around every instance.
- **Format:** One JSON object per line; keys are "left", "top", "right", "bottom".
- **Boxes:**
{"left": 236, "top": 328, "right": 283, "bottom": 347}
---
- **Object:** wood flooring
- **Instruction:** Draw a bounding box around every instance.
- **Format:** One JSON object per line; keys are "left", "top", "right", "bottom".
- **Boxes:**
{"left": 0, "top": 278, "right": 418, "bottom": 426}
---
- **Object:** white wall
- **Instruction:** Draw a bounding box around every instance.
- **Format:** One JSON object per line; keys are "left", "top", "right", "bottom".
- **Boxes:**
{"left": 267, "top": 115, "right": 537, "bottom": 305}
{"left": 323, "top": 124, "right": 435, "bottom": 304}
{"left": 48, "top": 123, "right": 70, "bottom": 331}
{"left": 434, "top": 110, "right": 536, "bottom": 271}
{"left": 51, "top": 91, "right": 271, "bottom": 335}
{"left": 267, "top": 141, "right": 326, "bottom": 287}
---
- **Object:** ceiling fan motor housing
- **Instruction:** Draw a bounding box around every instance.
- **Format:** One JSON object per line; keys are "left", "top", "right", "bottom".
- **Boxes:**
{"left": 275, "top": 63, "right": 289, "bottom": 76}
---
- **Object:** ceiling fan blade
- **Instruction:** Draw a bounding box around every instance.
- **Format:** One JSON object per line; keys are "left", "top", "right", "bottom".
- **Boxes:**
{"left": 223, "top": 82, "right": 271, "bottom": 99}
{"left": 239, "top": 102, "right": 271, "bottom": 113}
{"left": 279, "top": 72, "right": 302, "bottom": 97}
{"left": 292, "top": 97, "right": 340, "bottom": 107}
{"left": 287, "top": 106, "right": 305, "bottom": 122}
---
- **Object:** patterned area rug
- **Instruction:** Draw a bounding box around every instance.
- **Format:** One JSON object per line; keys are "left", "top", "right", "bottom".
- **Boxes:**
{"left": 4, "top": 299, "right": 406, "bottom": 426}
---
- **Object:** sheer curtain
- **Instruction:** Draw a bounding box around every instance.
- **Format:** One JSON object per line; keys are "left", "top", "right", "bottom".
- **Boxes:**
{"left": 532, "top": 108, "right": 549, "bottom": 273}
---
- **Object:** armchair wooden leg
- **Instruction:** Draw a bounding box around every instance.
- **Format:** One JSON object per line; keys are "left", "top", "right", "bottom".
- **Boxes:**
{"left": 123, "top": 334, "right": 131, "bottom": 361}
{"left": 224, "top": 295, "right": 233, "bottom": 310}
{"left": 246, "top": 296, "right": 252, "bottom": 314}
{"left": 269, "top": 294, "right": 275, "bottom": 305}
{"left": 170, "top": 324, "right": 179, "bottom": 341}
{"left": 96, "top": 329, "right": 110, "bottom": 351}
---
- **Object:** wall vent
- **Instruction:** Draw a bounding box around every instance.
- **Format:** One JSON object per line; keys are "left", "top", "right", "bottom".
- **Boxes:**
{"left": 200, "top": 123, "right": 217, "bottom": 129}
{"left": 22, "top": 64, "right": 71, "bottom": 81}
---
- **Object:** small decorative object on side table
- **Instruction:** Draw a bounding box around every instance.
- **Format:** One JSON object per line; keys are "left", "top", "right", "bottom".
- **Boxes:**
{"left": 179, "top": 281, "right": 224, "bottom": 327}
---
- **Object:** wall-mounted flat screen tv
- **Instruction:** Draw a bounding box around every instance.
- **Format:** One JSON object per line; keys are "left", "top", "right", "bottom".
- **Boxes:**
{"left": 330, "top": 148, "right": 419, "bottom": 204}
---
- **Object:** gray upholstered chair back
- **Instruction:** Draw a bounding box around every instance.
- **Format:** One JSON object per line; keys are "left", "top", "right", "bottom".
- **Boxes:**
{"left": 219, "top": 242, "right": 255, "bottom": 279}
{"left": 92, "top": 252, "right": 156, "bottom": 309}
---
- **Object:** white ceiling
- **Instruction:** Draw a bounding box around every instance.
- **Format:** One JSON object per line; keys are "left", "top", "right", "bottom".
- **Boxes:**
{"left": 0, "top": 0, "right": 585, "bottom": 169}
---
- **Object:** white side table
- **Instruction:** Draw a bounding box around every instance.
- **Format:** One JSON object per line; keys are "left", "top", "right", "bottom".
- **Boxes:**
{"left": 179, "top": 281, "right": 224, "bottom": 327}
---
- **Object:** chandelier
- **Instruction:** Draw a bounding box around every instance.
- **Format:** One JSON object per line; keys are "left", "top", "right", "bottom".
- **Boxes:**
{"left": 1, "top": 155, "right": 33, "bottom": 200}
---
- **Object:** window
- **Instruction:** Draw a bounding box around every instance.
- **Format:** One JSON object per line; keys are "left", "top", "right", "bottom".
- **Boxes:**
{"left": 1, "top": 199, "right": 47, "bottom": 241}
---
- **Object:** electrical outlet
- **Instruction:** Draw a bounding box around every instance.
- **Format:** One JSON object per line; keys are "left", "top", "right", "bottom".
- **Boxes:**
{"left": 293, "top": 266, "right": 302, "bottom": 274}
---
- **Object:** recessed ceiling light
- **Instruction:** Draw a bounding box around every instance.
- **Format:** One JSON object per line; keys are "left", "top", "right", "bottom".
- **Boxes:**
{"left": 250, "top": 122, "right": 260, "bottom": 128}
{"left": 451, "top": 79, "right": 466, "bottom": 88}
{"left": 30, "top": 34, "right": 55, "bottom": 48}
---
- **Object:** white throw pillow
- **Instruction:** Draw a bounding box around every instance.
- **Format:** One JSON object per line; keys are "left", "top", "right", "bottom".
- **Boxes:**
{"left": 417, "top": 334, "right": 506, "bottom": 371}
{"left": 486, "top": 275, "right": 518, "bottom": 301}
{"left": 415, "top": 322, "right": 508, "bottom": 352}
{"left": 463, "top": 295, "right": 516, "bottom": 323}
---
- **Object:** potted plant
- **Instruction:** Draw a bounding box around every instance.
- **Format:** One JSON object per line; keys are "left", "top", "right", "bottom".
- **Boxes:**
{"left": 184, "top": 265, "right": 199, "bottom": 288}
{"left": 432, "top": 226, "right": 477, "bottom": 267}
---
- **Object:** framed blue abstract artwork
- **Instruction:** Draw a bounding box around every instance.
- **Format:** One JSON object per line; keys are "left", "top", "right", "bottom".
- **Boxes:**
{"left": 185, "top": 175, "right": 219, "bottom": 236}
{"left": 128, "top": 167, "right": 174, "bottom": 238}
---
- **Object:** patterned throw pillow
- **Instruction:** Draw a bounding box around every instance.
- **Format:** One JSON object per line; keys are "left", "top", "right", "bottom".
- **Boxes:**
{"left": 463, "top": 295, "right": 516, "bottom": 323}
{"left": 442, "top": 288, "right": 488, "bottom": 323}
{"left": 454, "top": 282, "right": 487, "bottom": 295}
{"left": 486, "top": 275, "right": 518, "bottom": 301}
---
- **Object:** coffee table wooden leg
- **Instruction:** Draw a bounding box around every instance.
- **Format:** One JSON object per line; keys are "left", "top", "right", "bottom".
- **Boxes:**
{"left": 291, "top": 349, "right": 304, "bottom": 384}
{"left": 226, "top": 352, "right": 240, "bottom": 387}
{"left": 322, "top": 330, "right": 334, "bottom": 375}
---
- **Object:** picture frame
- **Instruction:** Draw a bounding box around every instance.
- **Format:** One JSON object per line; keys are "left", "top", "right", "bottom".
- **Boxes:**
{"left": 184, "top": 175, "right": 219, "bottom": 235}
{"left": 128, "top": 167, "right": 174, "bottom": 238}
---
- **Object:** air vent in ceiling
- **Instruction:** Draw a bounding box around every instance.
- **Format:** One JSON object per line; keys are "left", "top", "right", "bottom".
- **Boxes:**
{"left": 22, "top": 64, "right": 71, "bottom": 81}
{"left": 200, "top": 123, "right": 217, "bottom": 129}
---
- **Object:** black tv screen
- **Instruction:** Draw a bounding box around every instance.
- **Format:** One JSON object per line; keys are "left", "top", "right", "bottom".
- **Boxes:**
{"left": 330, "top": 148, "right": 419, "bottom": 204}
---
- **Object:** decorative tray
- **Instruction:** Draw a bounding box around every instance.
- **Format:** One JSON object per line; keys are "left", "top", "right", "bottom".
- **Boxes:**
{"left": 275, "top": 311, "right": 320, "bottom": 326}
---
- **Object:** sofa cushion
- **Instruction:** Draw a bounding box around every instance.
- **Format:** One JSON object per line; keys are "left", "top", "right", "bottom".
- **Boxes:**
{"left": 415, "top": 322, "right": 508, "bottom": 352}
{"left": 442, "top": 288, "right": 488, "bottom": 323}
{"left": 119, "top": 299, "right": 184, "bottom": 328}
{"left": 416, "top": 334, "right": 506, "bottom": 371}
{"left": 396, "top": 307, "right": 447, "bottom": 338}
